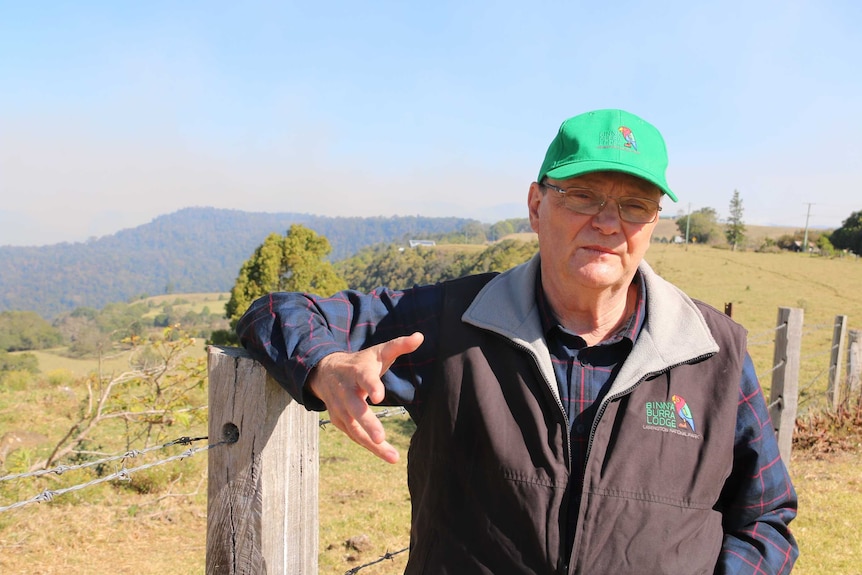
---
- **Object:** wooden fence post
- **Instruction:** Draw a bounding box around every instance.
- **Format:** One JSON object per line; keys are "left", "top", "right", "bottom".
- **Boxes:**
{"left": 206, "top": 346, "right": 319, "bottom": 575}
{"left": 848, "top": 330, "right": 862, "bottom": 400}
{"left": 827, "top": 315, "right": 848, "bottom": 409}
{"left": 768, "top": 307, "right": 802, "bottom": 469}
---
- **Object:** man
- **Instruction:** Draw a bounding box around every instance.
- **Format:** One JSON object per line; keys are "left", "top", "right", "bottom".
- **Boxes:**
{"left": 237, "top": 109, "right": 798, "bottom": 574}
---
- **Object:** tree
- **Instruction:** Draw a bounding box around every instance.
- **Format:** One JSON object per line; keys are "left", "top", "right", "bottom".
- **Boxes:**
{"left": 34, "top": 327, "right": 207, "bottom": 471}
{"left": 829, "top": 210, "right": 862, "bottom": 255}
{"left": 725, "top": 190, "right": 746, "bottom": 251}
{"left": 675, "top": 207, "right": 720, "bottom": 244}
{"left": 462, "top": 239, "right": 538, "bottom": 274}
{"left": 338, "top": 244, "right": 469, "bottom": 292}
{"left": 0, "top": 311, "right": 63, "bottom": 351}
{"left": 224, "top": 225, "right": 347, "bottom": 331}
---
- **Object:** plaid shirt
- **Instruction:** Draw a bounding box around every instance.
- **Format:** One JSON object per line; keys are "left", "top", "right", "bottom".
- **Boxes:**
{"left": 237, "top": 269, "right": 797, "bottom": 574}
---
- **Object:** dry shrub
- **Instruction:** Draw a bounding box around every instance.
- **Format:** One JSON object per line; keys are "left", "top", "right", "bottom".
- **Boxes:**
{"left": 794, "top": 397, "right": 862, "bottom": 456}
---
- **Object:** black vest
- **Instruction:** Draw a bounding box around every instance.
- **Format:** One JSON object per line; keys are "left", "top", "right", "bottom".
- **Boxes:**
{"left": 404, "top": 274, "right": 746, "bottom": 575}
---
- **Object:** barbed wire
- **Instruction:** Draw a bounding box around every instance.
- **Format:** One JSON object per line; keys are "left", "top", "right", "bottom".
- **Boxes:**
{"left": 801, "top": 346, "right": 838, "bottom": 362}
{"left": 797, "top": 366, "right": 831, "bottom": 408}
{"left": 765, "top": 359, "right": 786, "bottom": 375}
{"left": 0, "top": 436, "right": 221, "bottom": 513}
{"left": 0, "top": 435, "right": 208, "bottom": 483}
{"left": 320, "top": 406, "right": 408, "bottom": 428}
{"left": 344, "top": 547, "right": 409, "bottom": 575}
{"left": 746, "top": 324, "right": 786, "bottom": 347}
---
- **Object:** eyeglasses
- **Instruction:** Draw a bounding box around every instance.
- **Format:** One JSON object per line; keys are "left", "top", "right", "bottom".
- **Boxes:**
{"left": 541, "top": 182, "right": 662, "bottom": 224}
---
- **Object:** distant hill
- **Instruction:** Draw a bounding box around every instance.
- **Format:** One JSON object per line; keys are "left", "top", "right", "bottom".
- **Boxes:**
{"left": 0, "top": 208, "right": 476, "bottom": 318}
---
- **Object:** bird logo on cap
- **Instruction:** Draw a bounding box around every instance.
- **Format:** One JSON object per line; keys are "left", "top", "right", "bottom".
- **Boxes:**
{"left": 618, "top": 126, "right": 637, "bottom": 151}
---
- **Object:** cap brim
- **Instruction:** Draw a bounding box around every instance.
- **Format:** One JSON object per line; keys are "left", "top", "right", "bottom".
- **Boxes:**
{"left": 545, "top": 160, "right": 678, "bottom": 202}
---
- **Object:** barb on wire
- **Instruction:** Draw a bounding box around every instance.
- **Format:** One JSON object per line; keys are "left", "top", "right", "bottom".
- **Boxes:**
{"left": 0, "top": 435, "right": 209, "bottom": 483}
{"left": 0, "top": 438, "right": 225, "bottom": 513}
{"left": 320, "top": 406, "right": 408, "bottom": 428}
{"left": 767, "top": 359, "right": 786, "bottom": 375}
{"left": 344, "top": 547, "right": 409, "bottom": 575}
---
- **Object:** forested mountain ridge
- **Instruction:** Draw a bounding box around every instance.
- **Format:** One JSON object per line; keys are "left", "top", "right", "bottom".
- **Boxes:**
{"left": 0, "top": 207, "right": 476, "bottom": 318}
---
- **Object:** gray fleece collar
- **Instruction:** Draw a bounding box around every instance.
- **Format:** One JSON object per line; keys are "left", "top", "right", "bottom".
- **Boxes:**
{"left": 462, "top": 254, "right": 719, "bottom": 401}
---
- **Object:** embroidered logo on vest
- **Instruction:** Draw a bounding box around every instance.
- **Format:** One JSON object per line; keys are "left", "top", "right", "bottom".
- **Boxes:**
{"left": 643, "top": 396, "right": 702, "bottom": 439}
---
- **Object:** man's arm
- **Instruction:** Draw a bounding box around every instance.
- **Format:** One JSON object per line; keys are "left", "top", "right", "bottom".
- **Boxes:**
{"left": 716, "top": 353, "right": 799, "bottom": 574}
{"left": 235, "top": 286, "right": 442, "bottom": 462}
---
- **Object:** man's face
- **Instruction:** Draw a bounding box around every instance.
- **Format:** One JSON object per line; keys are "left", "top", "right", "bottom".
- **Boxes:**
{"left": 528, "top": 171, "right": 662, "bottom": 299}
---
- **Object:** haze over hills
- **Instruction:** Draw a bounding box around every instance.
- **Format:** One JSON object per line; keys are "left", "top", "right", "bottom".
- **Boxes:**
{"left": 0, "top": 207, "right": 477, "bottom": 319}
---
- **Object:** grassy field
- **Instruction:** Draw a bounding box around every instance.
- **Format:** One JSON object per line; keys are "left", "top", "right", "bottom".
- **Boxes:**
{"left": 2, "top": 243, "right": 862, "bottom": 574}
{"left": 137, "top": 292, "right": 230, "bottom": 320}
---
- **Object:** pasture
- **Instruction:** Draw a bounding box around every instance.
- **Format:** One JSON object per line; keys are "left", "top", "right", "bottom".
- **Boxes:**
{"left": 1, "top": 244, "right": 861, "bottom": 574}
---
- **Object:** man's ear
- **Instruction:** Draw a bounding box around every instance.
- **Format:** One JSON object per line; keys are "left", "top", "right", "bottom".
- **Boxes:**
{"left": 528, "top": 182, "right": 544, "bottom": 233}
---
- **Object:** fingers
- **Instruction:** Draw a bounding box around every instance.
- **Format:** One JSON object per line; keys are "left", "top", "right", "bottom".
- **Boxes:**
{"left": 337, "top": 409, "right": 400, "bottom": 464}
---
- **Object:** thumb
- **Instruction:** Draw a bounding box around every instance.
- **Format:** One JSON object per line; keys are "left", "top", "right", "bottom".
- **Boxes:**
{"left": 366, "top": 332, "right": 425, "bottom": 402}
{"left": 377, "top": 332, "right": 425, "bottom": 373}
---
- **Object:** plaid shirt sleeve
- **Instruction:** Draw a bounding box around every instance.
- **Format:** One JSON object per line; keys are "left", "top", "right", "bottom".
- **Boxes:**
{"left": 715, "top": 353, "right": 799, "bottom": 575}
{"left": 235, "top": 285, "right": 443, "bottom": 410}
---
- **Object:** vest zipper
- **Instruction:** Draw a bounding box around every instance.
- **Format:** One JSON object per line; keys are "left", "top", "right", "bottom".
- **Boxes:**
{"left": 571, "top": 352, "right": 715, "bottom": 573}
{"left": 511, "top": 339, "right": 572, "bottom": 470}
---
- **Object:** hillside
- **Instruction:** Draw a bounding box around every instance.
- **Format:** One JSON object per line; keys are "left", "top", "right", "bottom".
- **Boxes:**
{"left": 0, "top": 208, "right": 475, "bottom": 318}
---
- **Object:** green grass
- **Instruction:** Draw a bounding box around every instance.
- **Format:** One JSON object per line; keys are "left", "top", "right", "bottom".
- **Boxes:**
{"left": 23, "top": 338, "right": 210, "bottom": 379}
{"left": 137, "top": 292, "right": 229, "bottom": 319}
{"left": 646, "top": 244, "right": 862, "bottom": 412}
{"left": 788, "top": 451, "right": 862, "bottom": 574}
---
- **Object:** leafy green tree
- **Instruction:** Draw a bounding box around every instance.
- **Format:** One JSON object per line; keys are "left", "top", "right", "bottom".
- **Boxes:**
{"left": 488, "top": 218, "right": 532, "bottom": 241}
{"left": 817, "top": 234, "right": 835, "bottom": 257}
{"left": 462, "top": 239, "right": 538, "bottom": 274}
{"left": 338, "top": 238, "right": 538, "bottom": 293}
{"left": 829, "top": 210, "right": 862, "bottom": 255}
{"left": 338, "top": 244, "right": 470, "bottom": 292}
{"left": 725, "top": 190, "right": 746, "bottom": 251}
{"left": 675, "top": 207, "right": 720, "bottom": 244}
{"left": 0, "top": 311, "right": 63, "bottom": 351}
{"left": 224, "top": 225, "right": 347, "bottom": 330}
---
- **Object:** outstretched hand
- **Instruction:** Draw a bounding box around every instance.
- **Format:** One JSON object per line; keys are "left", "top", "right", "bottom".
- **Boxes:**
{"left": 307, "top": 332, "right": 425, "bottom": 463}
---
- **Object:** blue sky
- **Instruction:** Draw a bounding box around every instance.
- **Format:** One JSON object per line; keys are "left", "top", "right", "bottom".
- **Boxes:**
{"left": 1, "top": 0, "right": 860, "bottom": 246}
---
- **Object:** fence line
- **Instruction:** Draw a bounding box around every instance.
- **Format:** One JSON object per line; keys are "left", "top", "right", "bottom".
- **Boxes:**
{"left": 0, "top": 435, "right": 208, "bottom": 483}
{"left": 344, "top": 547, "right": 409, "bottom": 575}
{"left": 319, "top": 406, "right": 408, "bottom": 428}
{"left": 0, "top": 435, "right": 221, "bottom": 513}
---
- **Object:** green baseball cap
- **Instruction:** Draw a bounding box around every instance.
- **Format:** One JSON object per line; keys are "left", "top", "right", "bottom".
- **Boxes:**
{"left": 537, "top": 109, "right": 677, "bottom": 202}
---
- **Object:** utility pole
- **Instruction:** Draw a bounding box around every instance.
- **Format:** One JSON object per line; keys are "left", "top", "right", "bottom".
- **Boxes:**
{"left": 684, "top": 203, "right": 692, "bottom": 251}
{"left": 802, "top": 203, "right": 814, "bottom": 254}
